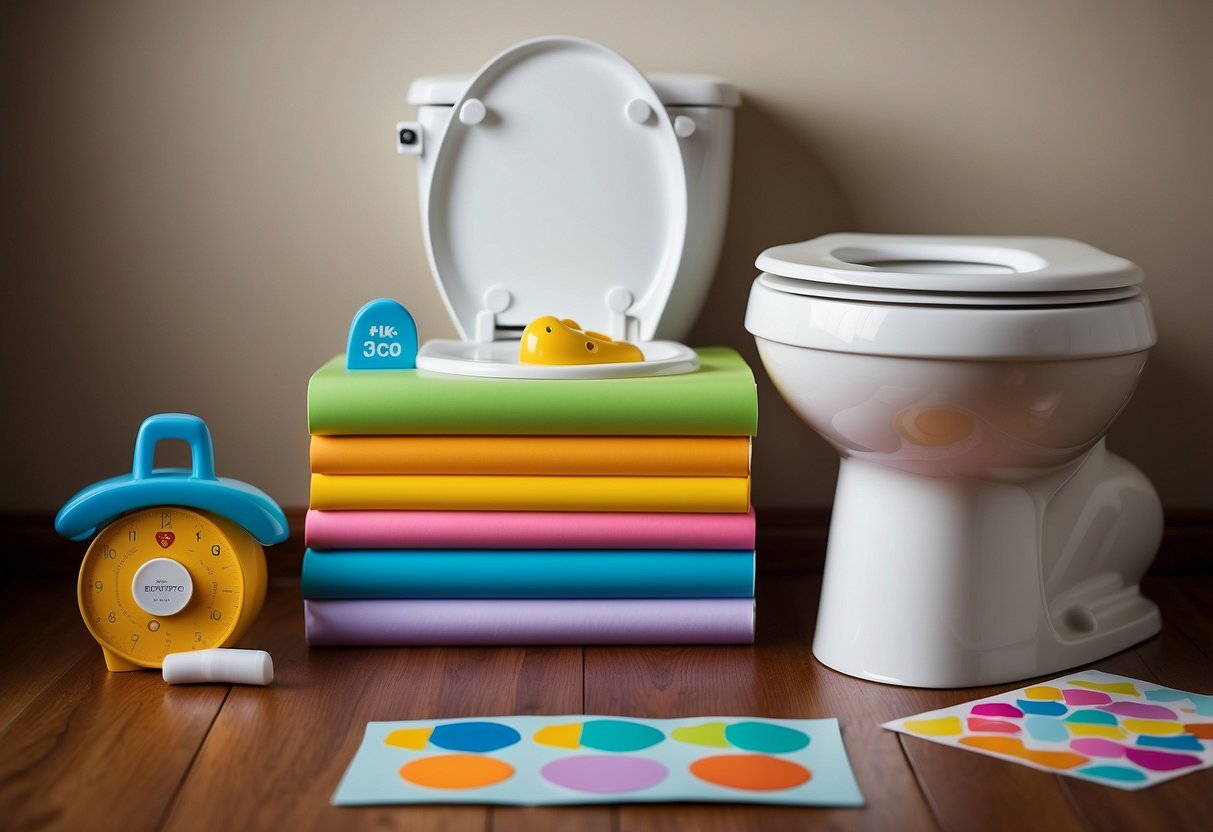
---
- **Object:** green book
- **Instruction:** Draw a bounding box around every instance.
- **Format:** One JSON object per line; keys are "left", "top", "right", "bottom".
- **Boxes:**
{"left": 307, "top": 347, "right": 757, "bottom": 436}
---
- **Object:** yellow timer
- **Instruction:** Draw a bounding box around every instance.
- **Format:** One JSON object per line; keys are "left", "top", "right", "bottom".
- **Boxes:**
{"left": 56, "top": 415, "right": 288, "bottom": 671}
{"left": 78, "top": 507, "right": 268, "bottom": 670}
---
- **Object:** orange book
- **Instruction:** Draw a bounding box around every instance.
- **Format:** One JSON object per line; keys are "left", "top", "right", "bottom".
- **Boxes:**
{"left": 309, "top": 435, "right": 750, "bottom": 477}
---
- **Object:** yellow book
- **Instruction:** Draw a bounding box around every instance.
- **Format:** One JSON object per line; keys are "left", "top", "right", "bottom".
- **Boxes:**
{"left": 310, "top": 474, "right": 751, "bottom": 513}
{"left": 309, "top": 435, "right": 751, "bottom": 477}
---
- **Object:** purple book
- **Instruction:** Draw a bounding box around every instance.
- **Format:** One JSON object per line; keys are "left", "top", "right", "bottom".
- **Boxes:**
{"left": 304, "top": 598, "right": 755, "bottom": 645}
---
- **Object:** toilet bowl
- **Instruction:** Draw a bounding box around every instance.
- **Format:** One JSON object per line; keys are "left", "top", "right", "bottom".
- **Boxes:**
{"left": 745, "top": 233, "right": 1162, "bottom": 688}
{"left": 397, "top": 37, "right": 739, "bottom": 378}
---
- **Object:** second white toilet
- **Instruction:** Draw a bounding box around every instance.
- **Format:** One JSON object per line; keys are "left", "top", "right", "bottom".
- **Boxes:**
{"left": 745, "top": 233, "right": 1161, "bottom": 688}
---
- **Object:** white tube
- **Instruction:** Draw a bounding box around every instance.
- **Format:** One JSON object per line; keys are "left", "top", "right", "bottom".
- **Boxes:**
{"left": 162, "top": 648, "right": 274, "bottom": 686}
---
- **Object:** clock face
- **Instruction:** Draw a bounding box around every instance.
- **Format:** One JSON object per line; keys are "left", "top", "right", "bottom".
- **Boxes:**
{"left": 78, "top": 507, "right": 250, "bottom": 667}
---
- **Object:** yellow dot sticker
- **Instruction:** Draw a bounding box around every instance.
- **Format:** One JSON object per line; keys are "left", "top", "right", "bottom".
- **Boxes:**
{"left": 904, "top": 716, "right": 963, "bottom": 737}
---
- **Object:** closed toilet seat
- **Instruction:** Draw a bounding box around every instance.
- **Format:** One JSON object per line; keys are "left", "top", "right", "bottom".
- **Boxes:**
{"left": 746, "top": 234, "right": 1157, "bottom": 360}
{"left": 413, "top": 37, "right": 701, "bottom": 379}
{"left": 756, "top": 234, "right": 1143, "bottom": 296}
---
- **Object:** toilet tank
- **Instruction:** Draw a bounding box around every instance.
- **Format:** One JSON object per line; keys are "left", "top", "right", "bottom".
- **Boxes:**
{"left": 404, "top": 72, "right": 739, "bottom": 341}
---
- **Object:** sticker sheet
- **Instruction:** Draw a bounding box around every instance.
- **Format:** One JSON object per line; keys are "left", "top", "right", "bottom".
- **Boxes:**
{"left": 884, "top": 670, "right": 1213, "bottom": 790}
{"left": 333, "top": 715, "right": 864, "bottom": 806}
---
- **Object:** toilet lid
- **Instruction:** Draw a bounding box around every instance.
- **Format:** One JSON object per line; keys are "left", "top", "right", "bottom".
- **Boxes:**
{"left": 424, "top": 36, "right": 688, "bottom": 341}
{"left": 756, "top": 234, "right": 1144, "bottom": 304}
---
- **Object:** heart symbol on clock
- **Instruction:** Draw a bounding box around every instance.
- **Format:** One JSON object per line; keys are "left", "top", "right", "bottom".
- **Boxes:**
{"left": 155, "top": 531, "right": 175, "bottom": 548}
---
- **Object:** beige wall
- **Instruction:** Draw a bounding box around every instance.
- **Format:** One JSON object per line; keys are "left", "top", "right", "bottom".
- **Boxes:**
{"left": 2, "top": 0, "right": 1210, "bottom": 512}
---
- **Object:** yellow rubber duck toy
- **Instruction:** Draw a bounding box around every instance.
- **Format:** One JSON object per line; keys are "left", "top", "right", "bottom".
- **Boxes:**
{"left": 520, "top": 316, "right": 645, "bottom": 365}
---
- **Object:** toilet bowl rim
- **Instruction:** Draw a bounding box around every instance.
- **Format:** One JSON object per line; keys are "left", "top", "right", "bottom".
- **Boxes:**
{"left": 744, "top": 277, "right": 1157, "bottom": 360}
{"left": 755, "top": 272, "right": 1141, "bottom": 308}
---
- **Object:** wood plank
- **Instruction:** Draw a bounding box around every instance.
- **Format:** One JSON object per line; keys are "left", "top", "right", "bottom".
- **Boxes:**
{"left": 161, "top": 579, "right": 586, "bottom": 832}
{"left": 585, "top": 573, "right": 937, "bottom": 832}
{"left": 0, "top": 575, "right": 96, "bottom": 731}
{"left": 1142, "top": 575, "right": 1213, "bottom": 662}
{"left": 0, "top": 650, "right": 228, "bottom": 830}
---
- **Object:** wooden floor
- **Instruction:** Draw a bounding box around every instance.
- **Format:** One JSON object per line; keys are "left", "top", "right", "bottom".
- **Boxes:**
{"left": 1, "top": 513, "right": 1210, "bottom": 831}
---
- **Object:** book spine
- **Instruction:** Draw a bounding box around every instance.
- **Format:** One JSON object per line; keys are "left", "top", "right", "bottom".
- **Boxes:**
{"left": 304, "top": 508, "right": 757, "bottom": 550}
{"left": 309, "top": 474, "right": 751, "bottom": 513}
{"left": 304, "top": 598, "right": 755, "bottom": 645}
{"left": 309, "top": 435, "right": 752, "bottom": 476}
{"left": 300, "top": 549, "right": 755, "bottom": 599}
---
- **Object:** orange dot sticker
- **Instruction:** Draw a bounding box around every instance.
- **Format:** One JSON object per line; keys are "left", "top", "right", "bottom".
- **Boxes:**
{"left": 959, "top": 736, "right": 1089, "bottom": 770}
{"left": 689, "top": 754, "right": 812, "bottom": 791}
{"left": 399, "top": 754, "right": 514, "bottom": 790}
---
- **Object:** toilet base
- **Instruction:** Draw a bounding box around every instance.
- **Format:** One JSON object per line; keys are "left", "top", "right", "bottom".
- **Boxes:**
{"left": 812, "top": 441, "right": 1162, "bottom": 688}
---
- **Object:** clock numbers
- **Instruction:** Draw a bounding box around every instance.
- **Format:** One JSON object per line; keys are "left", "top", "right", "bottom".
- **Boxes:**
{"left": 102, "top": 546, "right": 116, "bottom": 560}
{"left": 160, "top": 511, "right": 172, "bottom": 529}
{"left": 93, "top": 580, "right": 103, "bottom": 593}
{"left": 211, "top": 544, "right": 221, "bottom": 556}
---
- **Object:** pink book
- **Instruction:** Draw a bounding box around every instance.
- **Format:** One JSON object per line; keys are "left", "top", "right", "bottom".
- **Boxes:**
{"left": 305, "top": 508, "right": 755, "bottom": 550}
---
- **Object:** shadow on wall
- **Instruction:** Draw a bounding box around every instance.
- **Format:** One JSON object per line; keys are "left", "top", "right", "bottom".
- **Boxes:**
{"left": 1111, "top": 347, "right": 1212, "bottom": 509}
{"left": 689, "top": 98, "right": 856, "bottom": 509}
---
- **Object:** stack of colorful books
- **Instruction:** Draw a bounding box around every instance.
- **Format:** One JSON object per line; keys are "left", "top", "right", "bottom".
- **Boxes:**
{"left": 302, "top": 347, "right": 758, "bottom": 646}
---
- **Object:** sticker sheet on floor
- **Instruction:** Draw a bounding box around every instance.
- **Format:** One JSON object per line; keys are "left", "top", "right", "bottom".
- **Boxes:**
{"left": 884, "top": 669, "right": 1213, "bottom": 790}
{"left": 333, "top": 715, "right": 864, "bottom": 806}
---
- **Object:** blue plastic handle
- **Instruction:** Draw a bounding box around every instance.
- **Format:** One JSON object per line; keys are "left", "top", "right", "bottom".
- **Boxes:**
{"left": 132, "top": 414, "right": 216, "bottom": 480}
{"left": 54, "top": 413, "right": 289, "bottom": 545}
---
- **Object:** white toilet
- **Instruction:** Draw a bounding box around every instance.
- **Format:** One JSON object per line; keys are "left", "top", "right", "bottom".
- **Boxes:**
{"left": 397, "top": 36, "right": 739, "bottom": 378}
{"left": 745, "top": 233, "right": 1162, "bottom": 688}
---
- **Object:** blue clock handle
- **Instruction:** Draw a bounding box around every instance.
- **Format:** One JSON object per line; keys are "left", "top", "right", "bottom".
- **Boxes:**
{"left": 131, "top": 413, "right": 217, "bottom": 481}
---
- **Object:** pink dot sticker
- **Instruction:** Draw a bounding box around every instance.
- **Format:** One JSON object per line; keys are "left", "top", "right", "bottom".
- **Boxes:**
{"left": 541, "top": 755, "right": 668, "bottom": 794}
{"left": 1069, "top": 738, "right": 1127, "bottom": 758}
{"left": 970, "top": 703, "right": 1024, "bottom": 719}
{"left": 1062, "top": 688, "right": 1112, "bottom": 706}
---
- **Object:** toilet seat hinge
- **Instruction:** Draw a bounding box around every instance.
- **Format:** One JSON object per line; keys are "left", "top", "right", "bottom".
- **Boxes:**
{"left": 475, "top": 286, "right": 512, "bottom": 342}
{"left": 605, "top": 286, "right": 639, "bottom": 342}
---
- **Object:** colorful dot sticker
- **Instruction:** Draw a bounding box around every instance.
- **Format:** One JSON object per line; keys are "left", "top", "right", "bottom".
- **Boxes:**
{"left": 333, "top": 715, "right": 865, "bottom": 807}
{"left": 672, "top": 721, "right": 810, "bottom": 753}
{"left": 399, "top": 754, "right": 515, "bottom": 789}
{"left": 690, "top": 755, "right": 812, "bottom": 791}
{"left": 885, "top": 670, "right": 1213, "bottom": 791}
{"left": 541, "top": 755, "right": 668, "bottom": 794}
{"left": 385, "top": 720, "right": 521, "bottom": 752}
{"left": 1017, "top": 699, "right": 1068, "bottom": 717}
{"left": 533, "top": 719, "right": 664, "bottom": 752}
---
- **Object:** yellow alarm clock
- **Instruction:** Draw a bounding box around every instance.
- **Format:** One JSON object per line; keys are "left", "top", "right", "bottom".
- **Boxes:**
{"left": 55, "top": 414, "right": 288, "bottom": 671}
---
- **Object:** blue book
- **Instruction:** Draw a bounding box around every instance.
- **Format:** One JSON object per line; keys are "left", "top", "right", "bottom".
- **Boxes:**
{"left": 302, "top": 548, "right": 755, "bottom": 599}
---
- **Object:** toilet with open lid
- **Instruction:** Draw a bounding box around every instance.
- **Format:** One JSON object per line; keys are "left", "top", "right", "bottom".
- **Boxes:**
{"left": 398, "top": 37, "right": 739, "bottom": 379}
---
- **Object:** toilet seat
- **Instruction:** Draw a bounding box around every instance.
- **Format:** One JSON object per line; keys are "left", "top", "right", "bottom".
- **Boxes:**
{"left": 756, "top": 234, "right": 1144, "bottom": 300}
{"left": 756, "top": 273, "right": 1140, "bottom": 307}
{"left": 415, "top": 36, "right": 698, "bottom": 379}
{"left": 746, "top": 234, "right": 1156, "bottom": 360}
